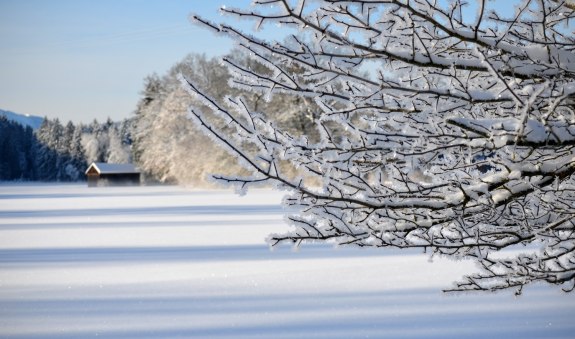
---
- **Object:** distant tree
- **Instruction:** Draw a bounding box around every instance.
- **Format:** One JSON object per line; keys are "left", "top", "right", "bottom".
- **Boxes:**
{"left": 82, "top": 119, "right": 106, "bottom": 164}
{"left": 52, "top": 120, "right": 71, "bottom": 181}
{"left": 34, "top": 118, "right": 59, "bottom": 181}
{"left": 119, "top": 118, "right": 133, "bottom": 146}
{"left": 186, "top": 0, "right": 575, "bottom": 293}
{"left": 0, "top": 115, "right": 17, "bottom": 179}
{"left": 83, "top": 120, "right": 103, "bottom": 163}
{"left": 106, "top": 124, "right": 131, "bottom": 164}
{"left": 63, "top": 123, "right": 86, "bottom": 181}
{"left": 131, "top": 52, "right": 321, "bottom": 185}
{"left": 131, "top": 54, "right": 248, "bottom": 183}
{"left": 131, "top": 74, "right": 167, "bottom": 167}
{"left": 20, "top": 124, "right": 36, "bottom": 179}
{"left": 80, "top": 118, "right": 131, "bottom": 166}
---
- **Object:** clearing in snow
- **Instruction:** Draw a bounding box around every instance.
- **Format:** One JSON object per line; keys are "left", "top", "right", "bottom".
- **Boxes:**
{"left": 0, "top": 183, "right": 573, "bottom": 338}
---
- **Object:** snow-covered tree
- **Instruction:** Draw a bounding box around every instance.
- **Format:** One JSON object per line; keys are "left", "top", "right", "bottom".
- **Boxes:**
{"left": 105, "top": 125, "right": 131, "bottom": 164}
{"left": 131, "top": 52, "right": 320, "bottom": 186}
{"left": 82, "top": 119, "right": 105, "bottom": 164}
{"left": 81, "top": 118, "right": 131, "bottom": 166}
{"left": 184, "top": 0, "right": 575, "bottom": 293}
{"left": 35, "top": 118, "right": 59, "bottom": 181}
{"left": 0, "top": 116, "right": 36, "bottom": 180}
{"left": 65, "top": 123, "right": 87, "bottom": 181}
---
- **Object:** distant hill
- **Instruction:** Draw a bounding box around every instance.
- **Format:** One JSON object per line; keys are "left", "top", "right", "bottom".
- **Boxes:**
{"left": 0, "top": 109, "right": 44, "bottom": 130}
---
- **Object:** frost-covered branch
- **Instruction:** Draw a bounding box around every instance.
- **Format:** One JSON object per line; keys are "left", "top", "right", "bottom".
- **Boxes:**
{"left": 185, "top": 0, "right": 575, "bottom": 294}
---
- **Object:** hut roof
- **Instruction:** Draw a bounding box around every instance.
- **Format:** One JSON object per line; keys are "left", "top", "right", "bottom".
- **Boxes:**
{"left": 85, "top": 162, "right": 140, "bottom": 175}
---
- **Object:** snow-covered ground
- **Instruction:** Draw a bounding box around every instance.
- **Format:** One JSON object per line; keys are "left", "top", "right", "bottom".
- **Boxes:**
{"left": 0, "top": 183, "right": 573, "bottom": 338}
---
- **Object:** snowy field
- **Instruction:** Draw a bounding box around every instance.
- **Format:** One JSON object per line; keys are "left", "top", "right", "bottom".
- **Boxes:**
{"left": 0, "top": 183, "right": 573, "bottom": 338}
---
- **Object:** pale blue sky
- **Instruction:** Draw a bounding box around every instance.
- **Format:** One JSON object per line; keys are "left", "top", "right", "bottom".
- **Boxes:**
{"left": 0, "top": 1, "right": 518, "bottom": 124}
{"left": 0, "top": 0, "right": 253, "bottom": 123}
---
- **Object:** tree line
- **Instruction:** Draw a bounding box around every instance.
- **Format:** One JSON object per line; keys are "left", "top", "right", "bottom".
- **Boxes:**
{"left": 0, "top": 115, "right": 131, "bottom": 181}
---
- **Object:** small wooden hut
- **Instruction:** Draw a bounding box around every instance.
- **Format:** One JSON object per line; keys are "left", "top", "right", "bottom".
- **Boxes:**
{"left": 85, "top": 162, "right": 141, "bottom": 187}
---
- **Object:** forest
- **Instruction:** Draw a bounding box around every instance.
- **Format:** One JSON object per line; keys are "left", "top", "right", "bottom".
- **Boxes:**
{"left": 0, "top": 115, "right": 131, "bottom": 182}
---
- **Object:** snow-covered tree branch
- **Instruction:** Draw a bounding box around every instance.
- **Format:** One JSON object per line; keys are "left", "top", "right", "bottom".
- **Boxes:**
{"left": 184, "top": 0, "right": 575, "bottom": 294}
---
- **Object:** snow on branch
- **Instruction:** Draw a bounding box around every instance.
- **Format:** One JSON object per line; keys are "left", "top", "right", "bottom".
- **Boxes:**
{"left": 184, "top": 0, "right": 575, "bottom": 294}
